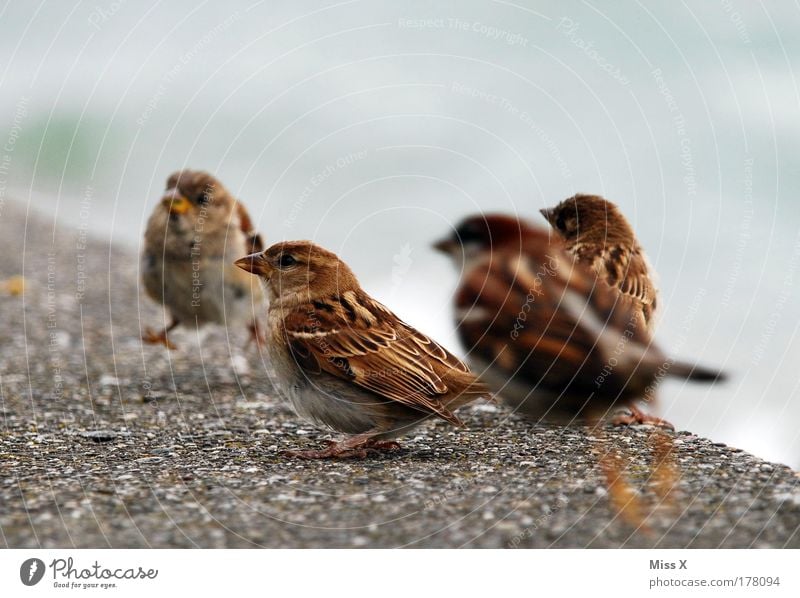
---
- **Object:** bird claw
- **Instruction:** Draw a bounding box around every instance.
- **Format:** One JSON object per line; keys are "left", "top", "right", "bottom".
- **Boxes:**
{"left": 282, "top": 446, "right": 368, "bottom": 460}
{"left": 612, "top": 406, "right": 674, "bottom": 430}
{"left": 142, "top": 327, "right": 178, "bottom": 350}
{"left": 282, "top": 438, "right": 402, "bottom": 460}
{"left": 365, "top": 440, "right": 401, "bottom": 452}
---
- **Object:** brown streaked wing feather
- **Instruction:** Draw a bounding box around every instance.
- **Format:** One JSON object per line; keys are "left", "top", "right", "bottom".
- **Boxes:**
{"left": 592, "top": 246, "right": 655, "bottom": 309}
{"left": 457, "top": 247, "right": 651, "bottom": 395}
{"left": 617, "top": 249, "right": 656, "bottom": 307}
{"left": 457, "top": 253, "right": 599, "bottom": 386}
{"left": 282, "top": 296, "right": 480, "bottom": 425}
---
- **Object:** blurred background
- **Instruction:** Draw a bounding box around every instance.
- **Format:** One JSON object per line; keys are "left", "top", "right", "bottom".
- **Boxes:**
{"left": 0, "top": 1, "right": 798, "bottom": 466}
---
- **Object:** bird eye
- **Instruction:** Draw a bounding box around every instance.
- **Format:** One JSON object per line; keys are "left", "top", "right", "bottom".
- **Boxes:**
{"left": 556, "top": 212, "right": 566, "bottom": 231}
{"left": 457, "top": 224, "right": 483, "bottom": 244}
{"left": 278, "top": 254, "right": 296, "bottom": 268}
{"left": 196, "top": 191, "right": 210, "bottom": 205}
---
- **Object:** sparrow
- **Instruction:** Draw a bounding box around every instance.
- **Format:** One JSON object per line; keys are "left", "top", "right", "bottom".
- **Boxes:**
{"left": 540, "top": 194, "right": 658, "bottom": 332}
{"left": 141, "top": 169, "right": 265, "bottom": 349}
{"left": 436, "top": 214, "right": 725, "bottom": 529}
{"left": 433, "top": 213, "right": 724, "bottom": 427}
{"left": 234, "top": 240, "right": 491, "bottom": 459}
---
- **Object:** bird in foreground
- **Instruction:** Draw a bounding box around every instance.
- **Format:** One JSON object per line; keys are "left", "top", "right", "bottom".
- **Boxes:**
{"left": 141, "top": 169, "right": 265, "bottom": 349}
{"left": 234, "top": 241, "right": 491, "bottom": 459}
{"left": 541, "top": 194, "right": 659, "bottom": 333}
{"left": 433, "top": 214, "right": 724, "bottom": 427}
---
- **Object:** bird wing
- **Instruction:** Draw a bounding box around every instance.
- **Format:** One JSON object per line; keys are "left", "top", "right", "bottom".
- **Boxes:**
{"left": 456, "top": 251, "right": 650, "bottom": 395}
{"left": 140, "top": 249, "right": 164, "bottom": 306}
{"left": 591, "top": 245, "right": 656, "bottom": 309}
{"left": 456, "top": 255, "right": 598, "bottom": 390}
{"left": 282, "top": 292, "right": 482, "bottom": 425}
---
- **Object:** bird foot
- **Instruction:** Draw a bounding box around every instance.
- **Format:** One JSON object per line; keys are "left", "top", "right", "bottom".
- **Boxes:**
{"left": 282, "top": 446, "right": 369, "bottom": 460}
{"left": 283, "top": 438, "right": 402, "bottom": 460}
{"left": 365, "top": 439, "right": 401, "bottom": 452}
{"left": 612, "top": 406, "right": 673, "bottom": 430}
{"left": 142, "top": 327, "right": 178, "bottom": 350}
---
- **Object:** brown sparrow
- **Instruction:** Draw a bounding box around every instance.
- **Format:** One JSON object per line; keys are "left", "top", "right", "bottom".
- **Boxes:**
{"left": 234, "top": 240, "right": 491, "bottom": 459}
{"left": 541, "top": 194, "right": 658, "bottom": 332}
{"left": 434, "top": 214, "right": 724, "bottom": 427}
{"left": 436, "top": 214, "right": 718, "bottom": 530}
{"left": 141, "top": 169, "right": 265, "bottom": 349}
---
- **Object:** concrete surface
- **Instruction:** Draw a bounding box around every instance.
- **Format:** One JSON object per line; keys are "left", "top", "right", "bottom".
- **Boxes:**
{"left": 1, "top": 201, "right": 799, "bottom": 548}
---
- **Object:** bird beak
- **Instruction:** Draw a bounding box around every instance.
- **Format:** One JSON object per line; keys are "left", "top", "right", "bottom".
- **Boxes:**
{"left": 539, "top": 207, "right": 555, "bottom": 224}
{"left": 433, "top": 237, "right": 457, "bottom": 255}
{"left": 234, "top": 252, "right": 272, "bottom": 277}
{"left": 161, "top": 192, "right": 191, "bottom": 216}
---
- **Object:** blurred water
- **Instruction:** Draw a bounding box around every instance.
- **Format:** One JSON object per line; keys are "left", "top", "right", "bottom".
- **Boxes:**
{"left": 1, "top": 1, "right": 799, "bottom": 466}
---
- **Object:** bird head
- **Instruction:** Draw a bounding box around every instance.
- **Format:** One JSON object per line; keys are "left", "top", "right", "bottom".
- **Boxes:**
{"left": 540, "top": 194, "right": 628, "bottom": 244}
{"left": 157, "top": 169, "right": 236, "bottom": 234}
{"left": 433, "top": 213, "right": 548, "bottom": 269}
{"left": 235, "top": 241, "right": 359, "bottom": 302}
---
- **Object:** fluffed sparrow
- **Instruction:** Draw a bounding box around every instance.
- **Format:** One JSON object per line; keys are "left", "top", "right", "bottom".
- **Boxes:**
{"left": 434, "top": 213, "right": 724, "bottom": 427}
{"left": 141, "top": 169, "right": 265, "bottom": 349}
{"left": 541, "top": 194, "right": 658, "bottom": 332}
{"left": 234, "top": 240, "right": 491, "bottom": 459}
{"left": 436, "top": 214, "right": 719, "bottom": 529}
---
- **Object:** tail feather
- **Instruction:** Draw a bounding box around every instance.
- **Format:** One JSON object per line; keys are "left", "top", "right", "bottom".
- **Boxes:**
{"left": 668, "top": 361, "right": 726, "bottom": 383}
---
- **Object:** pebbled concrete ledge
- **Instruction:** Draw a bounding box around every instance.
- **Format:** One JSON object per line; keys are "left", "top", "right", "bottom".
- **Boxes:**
{"left": 1, "top": 201, "right": 798, "bottom": 548}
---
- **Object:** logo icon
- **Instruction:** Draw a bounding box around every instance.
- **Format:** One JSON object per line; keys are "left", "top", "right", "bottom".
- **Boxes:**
{"left": 20, "top": 558, "right": 45, "bottom": 586}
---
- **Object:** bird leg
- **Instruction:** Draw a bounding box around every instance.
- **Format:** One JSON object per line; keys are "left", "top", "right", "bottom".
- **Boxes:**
{"left": 365, "top": 439, "right": 401, "bottom": 452}
{"left": 283, "top": 433, "right": 401, "bottom": 460}
{"left": 246, "top": 319, "right": 266, "bottom": 348}
{"left": 612, "top": 405, "right": 674, "bottom": 430}
{"left": 142, "top": 319, "right": 179, "bottom": 350}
